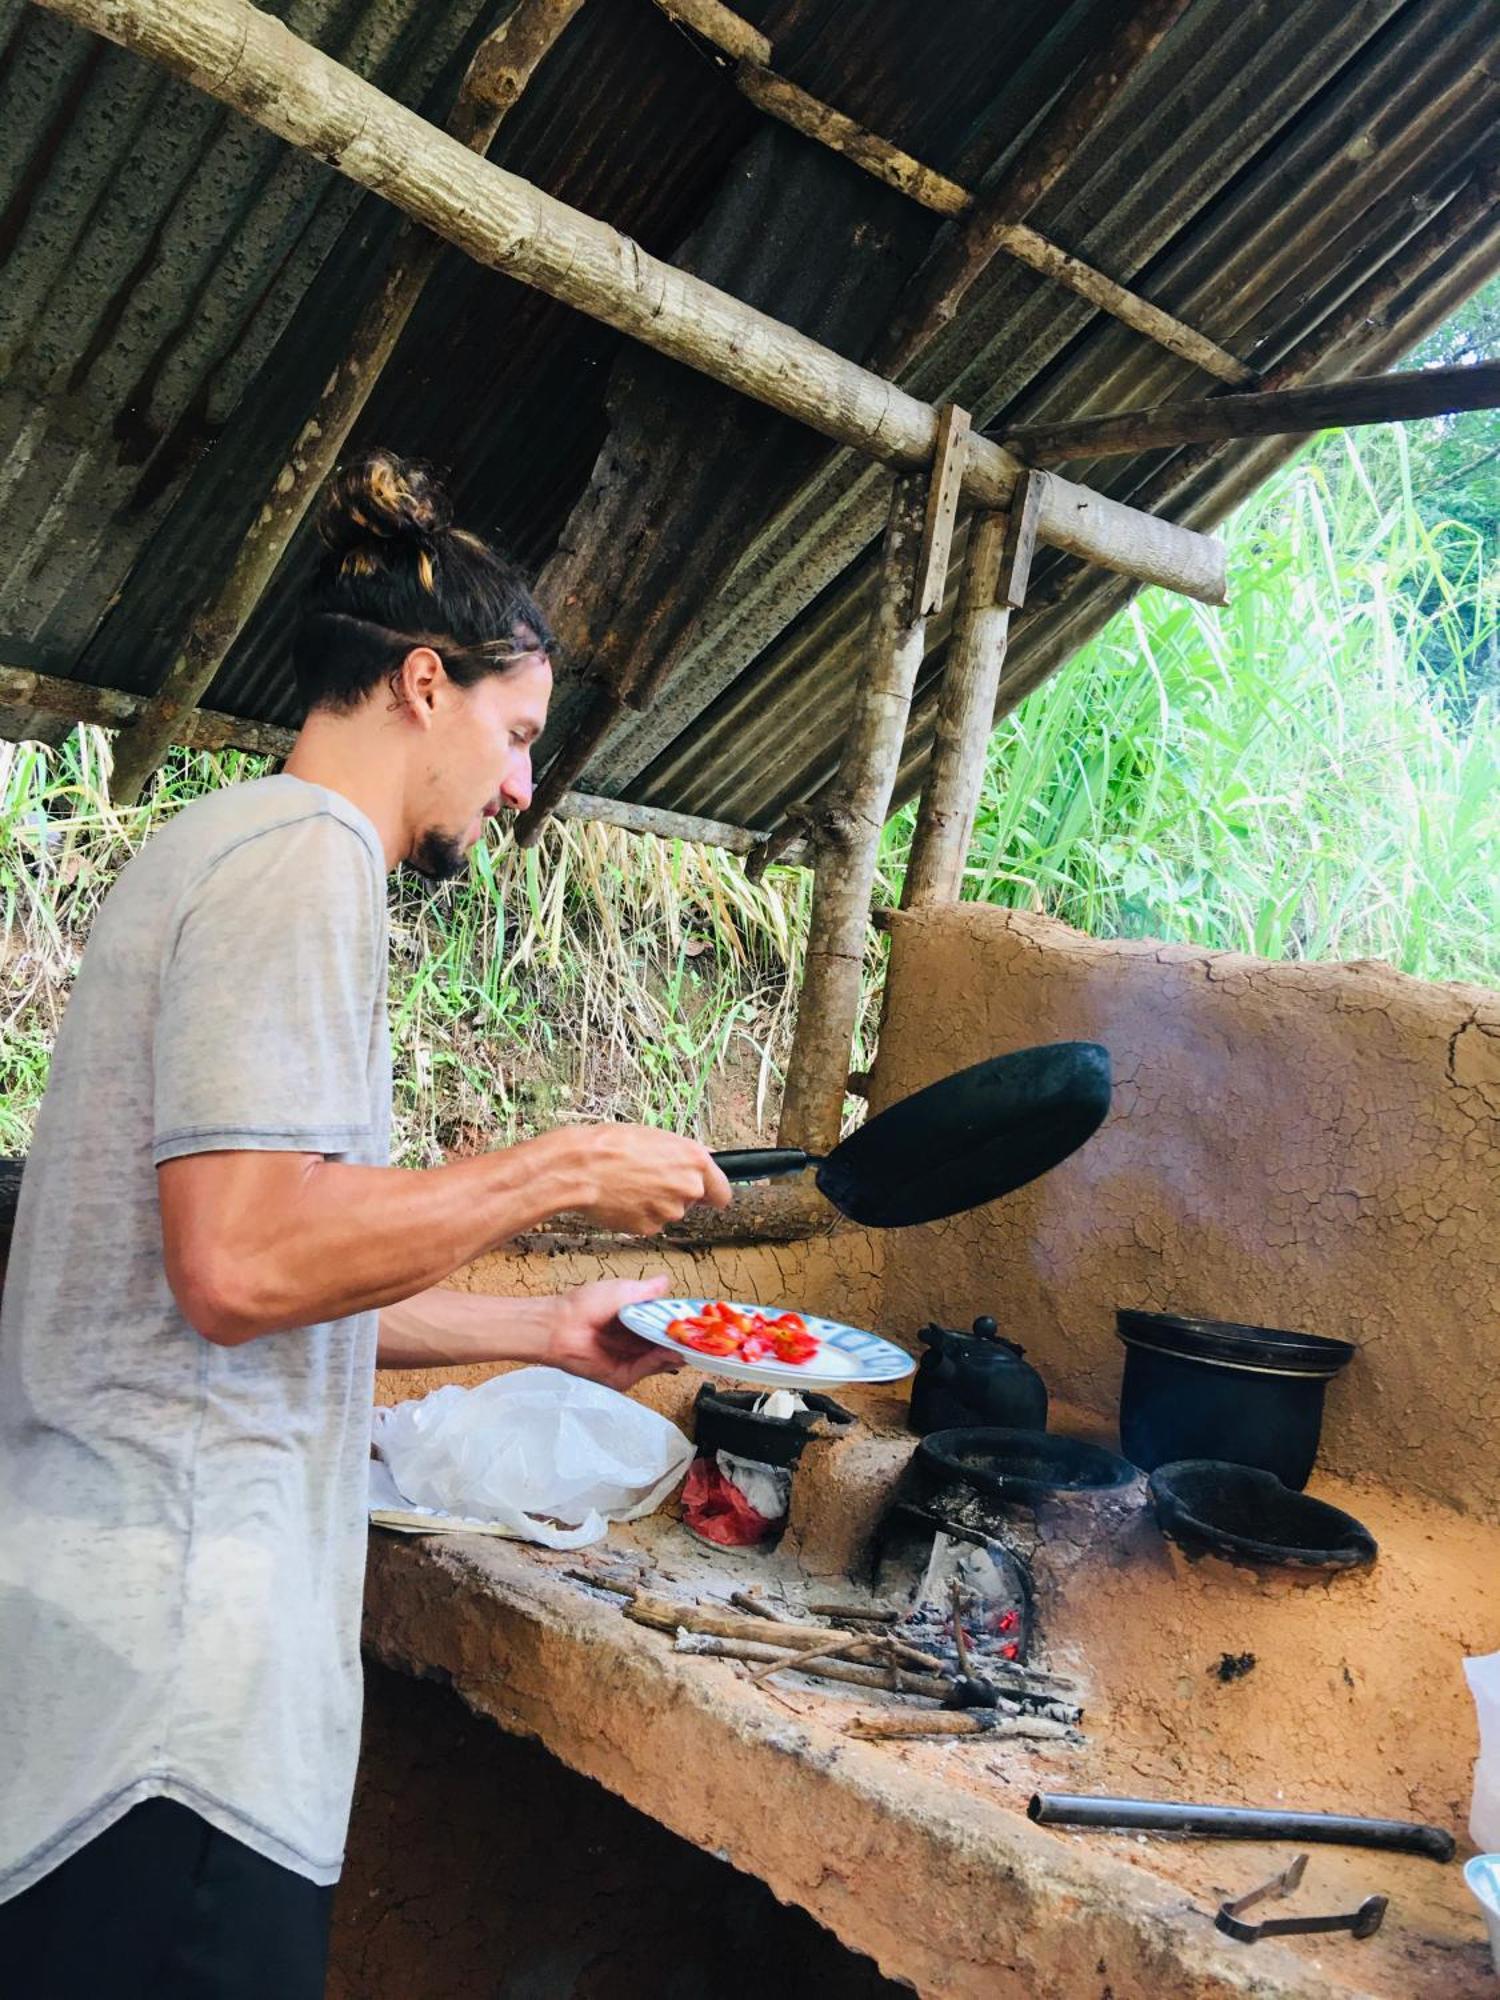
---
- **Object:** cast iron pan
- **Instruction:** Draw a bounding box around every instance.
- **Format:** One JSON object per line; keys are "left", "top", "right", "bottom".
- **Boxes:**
{"left": 713, "top": 1042, "right": 1111, "bottom": 1229}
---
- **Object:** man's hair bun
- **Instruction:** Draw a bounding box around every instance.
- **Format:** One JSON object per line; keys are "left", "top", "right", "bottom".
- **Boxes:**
{"left": 317, "top": 448, "right": 454, "bottom": 560}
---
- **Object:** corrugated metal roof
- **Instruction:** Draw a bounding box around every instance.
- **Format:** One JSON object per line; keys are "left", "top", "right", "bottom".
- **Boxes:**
{"left": 0, "top": 0, "right": 1496, "bottom": 826}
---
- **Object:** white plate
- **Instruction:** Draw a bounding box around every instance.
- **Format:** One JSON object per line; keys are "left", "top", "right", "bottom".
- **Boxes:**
{"left": 618, "top": 1297, "right": 915, "bottom": 1388}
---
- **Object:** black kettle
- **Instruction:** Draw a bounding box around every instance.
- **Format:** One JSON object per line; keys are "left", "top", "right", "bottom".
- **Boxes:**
{"left": 908, "top": 1317, "right": 1049, "bottom": 1437}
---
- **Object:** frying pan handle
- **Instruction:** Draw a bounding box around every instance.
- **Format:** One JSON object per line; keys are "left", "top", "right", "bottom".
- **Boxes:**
{"left": 712, "top": 1148, "right": 813, "bottom": 1183}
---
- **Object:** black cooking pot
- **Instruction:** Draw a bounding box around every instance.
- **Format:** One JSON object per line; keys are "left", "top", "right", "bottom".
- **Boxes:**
{"left": 1117, "top": 1309, "right": 1355, "bottom": 1492}
{"left": 908, "top": 1426, "right": 1137, "bottom": 1513}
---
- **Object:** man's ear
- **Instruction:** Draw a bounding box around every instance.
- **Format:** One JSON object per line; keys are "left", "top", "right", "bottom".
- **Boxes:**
{"left": 391, "top": 646, "right": 447, "bottom": 724}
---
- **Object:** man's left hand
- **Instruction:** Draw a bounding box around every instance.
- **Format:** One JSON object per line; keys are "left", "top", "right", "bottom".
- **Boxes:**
{"left": 545, "top": 1275, "right": 682, "bottom": 1392}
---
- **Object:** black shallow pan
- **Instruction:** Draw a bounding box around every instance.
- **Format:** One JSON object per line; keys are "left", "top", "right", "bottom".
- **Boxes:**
{"left": 712, "top": 1042, "right": 1111, "bottom": 1229}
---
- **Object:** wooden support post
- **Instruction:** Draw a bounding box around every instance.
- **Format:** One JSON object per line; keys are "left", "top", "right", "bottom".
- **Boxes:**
{"left": 1001, "top": 360, "right": 1500, "bottom": 463}
{"left": 34, "top": 0, "right": 1225, "bottom": 610}
{"left": 778, "top": 475, "right": 929, "bottom": 1155}
{"left": 103, "top": 0, "right": 589, "bottom": 807}
{"left": 900, "top": 509, "right": 1012, "bottom": 910}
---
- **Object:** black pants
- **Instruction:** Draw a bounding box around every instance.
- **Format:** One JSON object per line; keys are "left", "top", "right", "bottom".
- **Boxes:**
{"left": 0, "top": 1798, "right": 333, "bottom": 1999}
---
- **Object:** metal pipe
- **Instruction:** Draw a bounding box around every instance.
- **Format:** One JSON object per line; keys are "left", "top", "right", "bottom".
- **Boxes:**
{"left": 1027, "top": 1793, "right": 1456, "bottom": 1862}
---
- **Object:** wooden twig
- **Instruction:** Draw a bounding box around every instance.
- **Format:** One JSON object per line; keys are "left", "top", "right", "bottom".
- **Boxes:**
{"left": 749, "top": 1633, "right": 879, "bottom": 1687}
{"left": 730, "top": 1590, "right": 788, "bottom": 1621}
{"left": 1002, "top": 361, "right": 1500, "bottom": 464}
{"left": 846, "top": 1711, "right": 1077, "bottom": 1743}
{"left": 627, "top": 1594, "right": 853, "bottom": 1649}
{"left": 803, "top": 1602, "right": 900, "bottom": 1625}
{"left": 676, "top": 1633, "right": 952, "bottom": 1700}
{"left": 564, "top": 1568, "right": 638, "bottom": 1599}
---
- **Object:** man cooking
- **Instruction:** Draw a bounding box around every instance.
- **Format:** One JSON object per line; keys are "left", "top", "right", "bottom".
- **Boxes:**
{"left": 0, "top": 448, "right": 733, "bottom": 1998}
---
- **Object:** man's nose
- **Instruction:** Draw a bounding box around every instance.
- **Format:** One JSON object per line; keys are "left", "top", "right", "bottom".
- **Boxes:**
{"left": 499, "top": 754, "right": 533, "bottom": 813}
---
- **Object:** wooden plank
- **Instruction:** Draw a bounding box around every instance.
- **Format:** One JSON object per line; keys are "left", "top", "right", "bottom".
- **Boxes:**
{"left": 778, "top": 474, "right": 930, "bottom": 1156}
{"left": 104, "top": 0, "right": 588, "bottom": 807}
{"left": 912, "top": 404, "right": 971, "bottom": 619}
{"left": 33, "top": 0, "right": 1226, "bottom": 607}
{"left": 1003, "top": 360, "right": 1500, "bottom": 463}
{"left": 736, "top": 62, "right": 969, "bottom": 217}
{"left": 900, "top": 512, "right": 1011, "bottom": 910}
{"left": 654, "top": 0, "right": 770, "bottom": 65}
{"left": 995, "top": 469, "right": 1046, "bottom": 609}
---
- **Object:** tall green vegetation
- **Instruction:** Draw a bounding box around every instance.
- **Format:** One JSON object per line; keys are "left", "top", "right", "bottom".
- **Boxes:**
{"left": 0, "top": 291, "right": 1494, "bottom": 1155}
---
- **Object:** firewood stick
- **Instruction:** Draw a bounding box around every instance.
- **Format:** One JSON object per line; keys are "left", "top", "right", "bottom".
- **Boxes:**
{"left": 804, "top": 1602, "right": 900, "bottom": 1624}
{"left": 881, "top": 1637, "right": 949, "bottom": 1675}
{"left": 675, "top": 1633, "right": 951, "bottom": 1699}
{"left": 749, "top": 1633, "right": 879, "bottom": 1687}
{"left": 730, "top": 1590, "right": 786, "bottom": 1621}
{"left": 629, "top": 1594, "right": 850, "bottom": 1648}
{"left": 564, "top": 1569, "right": 637, "bottom": 1598}
{"left": 846, "top": 1711, "right": 1078, "bottom": 1742}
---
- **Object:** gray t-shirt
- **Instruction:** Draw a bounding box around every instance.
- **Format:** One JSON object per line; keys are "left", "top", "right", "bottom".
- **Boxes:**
{"left": 0, "top": 774, "right": 391, "bottom": 1897}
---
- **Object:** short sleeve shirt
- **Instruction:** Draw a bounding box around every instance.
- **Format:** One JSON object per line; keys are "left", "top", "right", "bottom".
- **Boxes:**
{"left": 0, "top": 775, "right": 391, "bottom": 1897}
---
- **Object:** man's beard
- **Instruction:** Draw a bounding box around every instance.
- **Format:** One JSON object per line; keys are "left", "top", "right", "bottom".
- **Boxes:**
{"left": 406, "top": 826, "right": 468, "bottom": 882}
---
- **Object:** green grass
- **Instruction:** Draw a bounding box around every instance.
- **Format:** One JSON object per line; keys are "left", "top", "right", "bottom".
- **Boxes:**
{"left": 0, "top": 426, "right": 1494, "bottom": 1164}
{"left": 883, "top": 428, "right": 1499, "bottom": 987}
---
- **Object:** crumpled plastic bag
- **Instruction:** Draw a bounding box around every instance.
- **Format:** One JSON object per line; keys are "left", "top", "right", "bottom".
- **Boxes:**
{"left": 372, "top": 1368, "right": 694, "bottom": 1551}
{"left": 1465, "top": 1651, "right": 1500, "bottom": 1851}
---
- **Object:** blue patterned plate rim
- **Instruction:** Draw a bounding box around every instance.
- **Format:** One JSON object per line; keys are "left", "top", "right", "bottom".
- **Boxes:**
{"left": 618, "top": 1297, "right": 915, "bottom": 1385}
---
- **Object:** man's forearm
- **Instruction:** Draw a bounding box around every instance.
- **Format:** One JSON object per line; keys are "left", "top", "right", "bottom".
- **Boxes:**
{"left": 162, "top": 1131, "right": 595, "bottom": 1343}
{"left": 377, "top": 1287, "right": 557, "bottom": 1369}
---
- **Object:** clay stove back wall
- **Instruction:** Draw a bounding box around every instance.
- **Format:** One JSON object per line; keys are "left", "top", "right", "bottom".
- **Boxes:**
{"left": 872, "top": 905, "right": 1500, "bottom": 1520}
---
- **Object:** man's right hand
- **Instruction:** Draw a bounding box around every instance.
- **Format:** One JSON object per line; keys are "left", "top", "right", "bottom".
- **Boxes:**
{"left": 562, "top": 1124, "right": 733, "bottom": 1235}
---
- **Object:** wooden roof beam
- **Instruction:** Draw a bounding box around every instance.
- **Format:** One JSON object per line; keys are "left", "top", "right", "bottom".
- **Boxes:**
{"left": 1002, "top": 360, "right": 1500, "bottom": 463}
{"left": 732, "top": 59, "right": 1252, "bottom": 387}
{"left": 103, "top": 0, "right": 591, "bottom": 807}
{"left": 35, "top": 0, "right": 1225, "bottom": 618}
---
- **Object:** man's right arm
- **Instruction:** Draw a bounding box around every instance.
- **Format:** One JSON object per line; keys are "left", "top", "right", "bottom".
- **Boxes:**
{"left": 158, "top": 1125, "right": 730, "bottom": 1346}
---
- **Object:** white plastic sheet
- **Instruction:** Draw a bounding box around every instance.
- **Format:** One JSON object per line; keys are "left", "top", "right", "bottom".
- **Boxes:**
{"left": 1465, "top": 1651, "right": 1500, "bottom": 1853}
{"left": 372, "top": 1368, "right": 694, "bottom": 1550}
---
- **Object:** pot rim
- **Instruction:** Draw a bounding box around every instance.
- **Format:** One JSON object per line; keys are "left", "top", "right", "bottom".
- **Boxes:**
{"left": 1117, "top": 1308, "right": 1355, "bottom": 1380}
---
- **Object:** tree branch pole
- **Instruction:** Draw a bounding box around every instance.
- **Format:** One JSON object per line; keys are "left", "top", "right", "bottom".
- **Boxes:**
{"left": 1003, "top": 359, "right": 1500, "bottom": 463}
{"left": 35, "top": 0, "right": 1225, "bottom": 611}
{"left": 778, "top": 474, "right": 930, "bottom": 1157}
{"left": 900, "top": 508, "right": 1016, "bottom": 909}
{"left": 104, "top": 0, "right": 590, "bottom": 807}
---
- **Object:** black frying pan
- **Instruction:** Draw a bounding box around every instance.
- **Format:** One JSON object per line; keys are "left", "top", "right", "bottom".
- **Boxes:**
{"left": 712, "top": 1042, "right": 1111, "bottom": 1229}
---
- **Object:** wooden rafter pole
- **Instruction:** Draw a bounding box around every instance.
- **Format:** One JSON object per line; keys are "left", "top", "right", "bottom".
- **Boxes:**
{"left": 874, "top": 0, "right": 1196, "bottom": 380}
{"left": 778, "top": 474, "right": 930, "bottom": 1155}
{"left": 0, "top": 665, "right": 779, "bottom": 854}
{"left": 1003, "top": 360, "right": 1500, "bottom": 463}
{"left": 103, "top": 0, "right": 590, "bottom": 806}
{"left": 34, "top": 0, "right": 1225, "bottom": 613}
{"left": 732, "top": 61, "right": 1250, "bottom": 387}
{"left": 900, "top": 474, "right": 1043, "bottom": 910}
